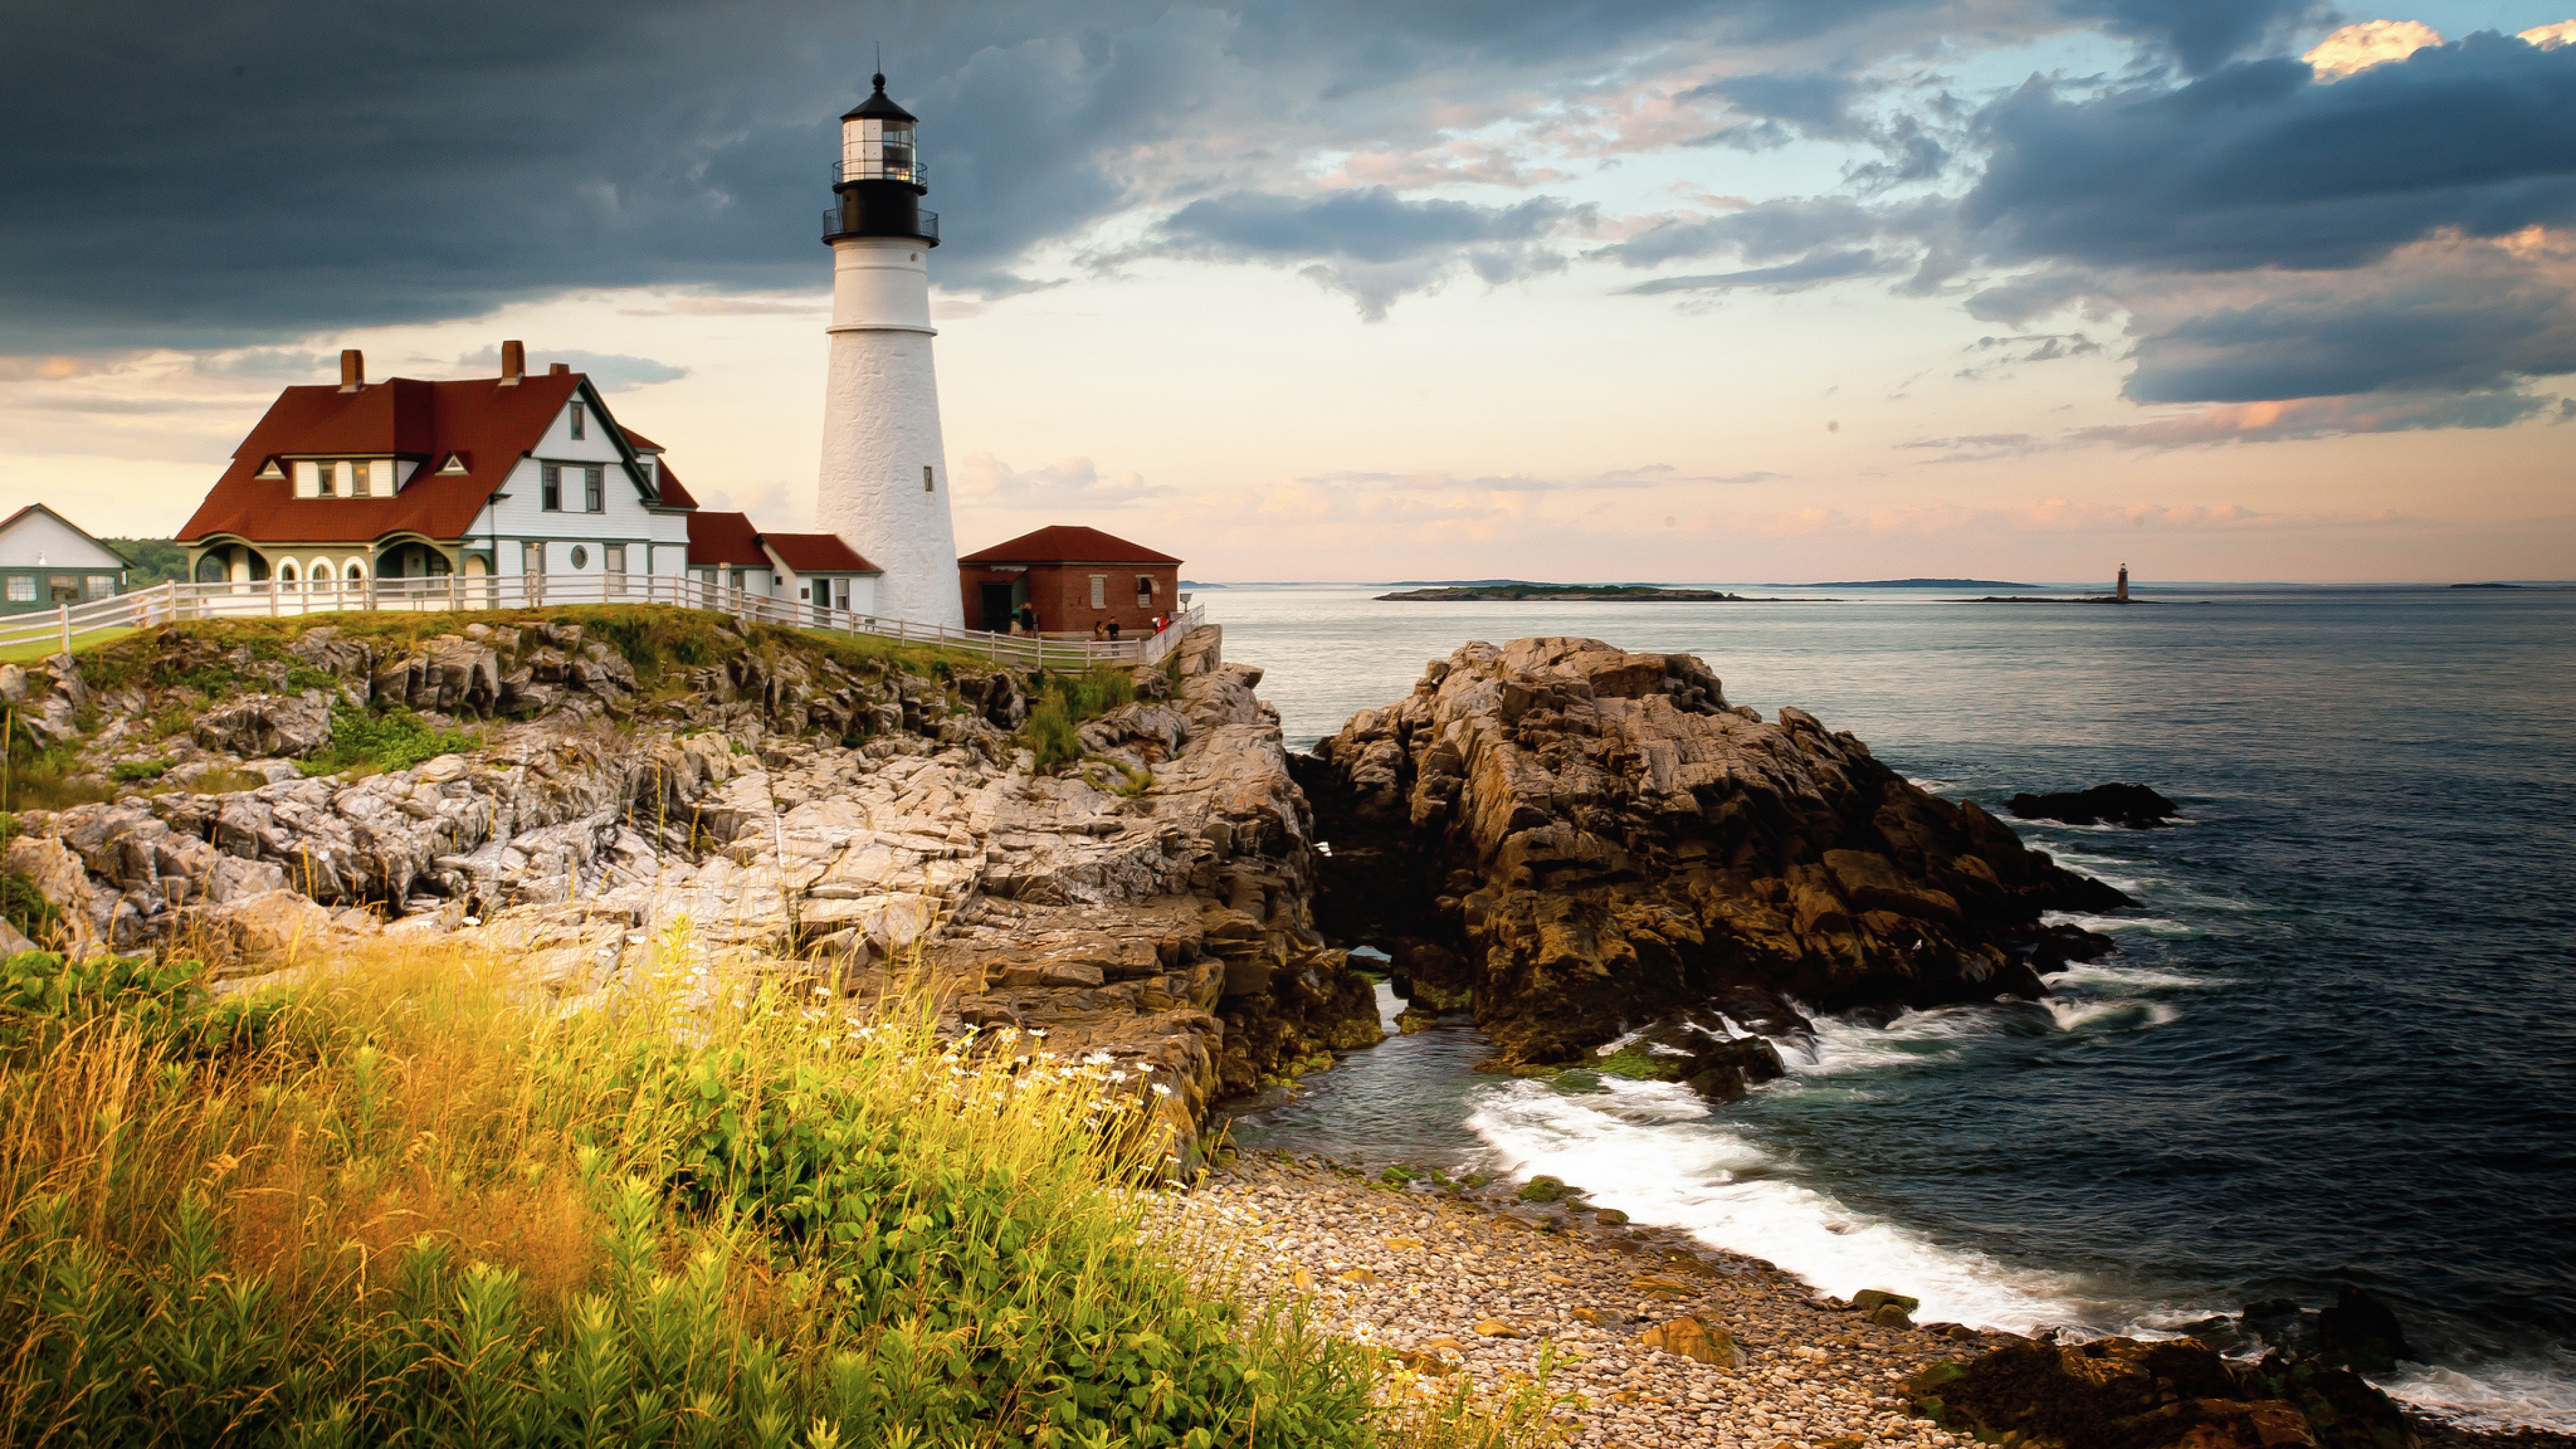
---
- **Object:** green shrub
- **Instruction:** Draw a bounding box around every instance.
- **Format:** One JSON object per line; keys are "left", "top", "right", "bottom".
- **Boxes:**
{"left": 300, "top": 707, "right": 480, "bottom": 777}
{"left": 109, "top": 759, "right": 168, "bottom": 782}
{"left": 0, "top": 941, "right": 1519, "bottom": 1448}
{"left": 1021, "top": 669, "right": 1138, "bottom": 773}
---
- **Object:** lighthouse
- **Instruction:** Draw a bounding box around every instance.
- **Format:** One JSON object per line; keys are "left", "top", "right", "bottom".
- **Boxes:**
{"left": 815, "top": 73, "right": 963, "bottom": 629}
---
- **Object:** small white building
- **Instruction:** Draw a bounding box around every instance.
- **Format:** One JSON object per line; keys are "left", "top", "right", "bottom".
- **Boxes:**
{"left": 686, "top": 510, "right": 880, "bottom": 620}
{"left": 0, "top": 504, "right": 132, "bottom": 614}
{"left": 180, "top": 343, "right": 698, "bottom": 590}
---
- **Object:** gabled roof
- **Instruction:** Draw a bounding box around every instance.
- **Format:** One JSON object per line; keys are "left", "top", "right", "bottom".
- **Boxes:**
{"left": 764, "top": 532, "right": 879, "bottom": 574}
{"left": 686, "top": 511, "right": 769, "bottom": 568}
{"left": 620, "top": 425, "right": 663, "bottom": 452}
{"left": 179, "top": 372, "right": 677, "bottom": 545}
{"left": 958, "top": 525, "right": 1181, "bottom": 566}
{"left": 653, "top": 457, "right": 698, "bottom": 509}
{"left": 0, "top": 503, "right": 131, "bottom": 568}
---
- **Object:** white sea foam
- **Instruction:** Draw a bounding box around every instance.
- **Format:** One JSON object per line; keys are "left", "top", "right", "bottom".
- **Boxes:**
{"left": 1466, "top": 1078, "right": 2105, "bottom": 1333}
{"left": 2048, "top": 961, "right": 2217, "bottom": 991}
{"left": 2043, "top": 997, "right": 2182, "bottom": 1031}
{"left": 2383, "top": 1354, "right": 2576, "bottom": 1433}
{"left": 2043, "top": 910, "right": 2200, "bottom": 938}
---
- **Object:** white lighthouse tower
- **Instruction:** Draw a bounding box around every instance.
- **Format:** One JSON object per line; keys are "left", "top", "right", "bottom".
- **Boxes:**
{"left": 815, "top": 74, "right": 963, "bottom": 629}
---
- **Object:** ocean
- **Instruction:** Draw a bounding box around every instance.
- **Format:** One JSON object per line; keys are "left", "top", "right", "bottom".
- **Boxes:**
{"left": 1205, "top": 580, "right": 2576, "bottom": 1432}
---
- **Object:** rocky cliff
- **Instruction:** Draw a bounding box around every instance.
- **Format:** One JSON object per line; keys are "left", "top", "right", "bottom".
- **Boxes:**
{"left": 1295, "top": 637, "right": 2129, "bottom": 1073}
{"left": 2, "top": 611, "right": 1377, "bottom": 1134}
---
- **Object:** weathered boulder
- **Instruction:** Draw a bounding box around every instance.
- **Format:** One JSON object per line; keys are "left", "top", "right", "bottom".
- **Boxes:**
{"left": 1902, "top": 1334, "right": 2416, "bottom": 1449}
{"left": 2008, "top": 782, "right": 2180, "bottom": 828}
{"left": 1301, "top": 637, "right": 2134, "bottom": 1067}
{"left": 194, "top": 690, "right": 335, "bottom": 759}
{"left": 1639, "top": 1315, "right": 1747, "bottom": 1367}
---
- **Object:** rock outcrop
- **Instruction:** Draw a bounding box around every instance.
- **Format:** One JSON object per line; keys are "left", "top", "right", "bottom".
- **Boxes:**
{"left": 1902, "top": 1334, "right": 2418, "bottom": 1449}
{"left": 3, "top": 615, "right": 1376, "bottom": 1137}
{"left": 2008, "top": 782, "right": 2180, "bottom": 829}
{"left": 1297, "top": 637, "right": 2131, "bottom": 1069}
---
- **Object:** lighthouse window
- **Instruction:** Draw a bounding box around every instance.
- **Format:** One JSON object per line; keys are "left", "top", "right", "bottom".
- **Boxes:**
{"left": 923, "top": 466, "right": 935, "bottom": 493}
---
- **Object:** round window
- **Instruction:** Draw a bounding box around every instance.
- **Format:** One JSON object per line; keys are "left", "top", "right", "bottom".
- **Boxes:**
{"left": 570, "top": 545, "right": 589, "bottom": 570}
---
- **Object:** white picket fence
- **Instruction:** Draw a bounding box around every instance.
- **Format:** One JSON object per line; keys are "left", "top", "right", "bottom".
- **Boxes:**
{"left": 0, "top": 575, "right": 1207, "bottom": 674}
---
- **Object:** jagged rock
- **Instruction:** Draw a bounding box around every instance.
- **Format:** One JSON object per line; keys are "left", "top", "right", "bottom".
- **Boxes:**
{"left": 288, "top": 627, "right": 374, "bottom": 682}
{"left": 2008, "top": 782, "right": 2180, "bottom": 828}
{"left": 1902, "top": 1334, "right": 2416, "bottom": 1449}
{"left": 194, "top": 690, "right": 335, "bottom": 759}
{"left": 7, "top": 619, "right": 1376, "bottom": 1142}
{"left": 1301, "top": 637, "right": 2135, "bottom": 1067}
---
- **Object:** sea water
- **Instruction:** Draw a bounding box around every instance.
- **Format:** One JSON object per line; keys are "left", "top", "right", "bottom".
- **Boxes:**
{"left": 1209, "top": 580, "right": 2576, "bottom": 1431}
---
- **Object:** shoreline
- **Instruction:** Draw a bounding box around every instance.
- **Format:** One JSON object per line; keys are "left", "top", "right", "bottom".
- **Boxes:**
{"left": 1183, "top": 1152, "right": 2576, "bottom": 1449}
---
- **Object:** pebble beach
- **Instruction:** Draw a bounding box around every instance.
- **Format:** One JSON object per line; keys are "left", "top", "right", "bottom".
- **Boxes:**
{"left": 1172, "top": 1153, "right": 2576, "bottom": 1449}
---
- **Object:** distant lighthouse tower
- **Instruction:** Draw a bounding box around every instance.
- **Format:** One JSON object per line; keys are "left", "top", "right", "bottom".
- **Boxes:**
{"left": 2116, "top": 563, "right": 2131, "bottom": 602}
{"left": 816, "top": 73, "right": 962, "bottom": 629}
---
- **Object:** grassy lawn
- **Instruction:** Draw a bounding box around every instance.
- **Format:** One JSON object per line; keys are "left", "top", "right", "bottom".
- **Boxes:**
{"left": 0, "top": 625, "right": 137, "bottom": 663}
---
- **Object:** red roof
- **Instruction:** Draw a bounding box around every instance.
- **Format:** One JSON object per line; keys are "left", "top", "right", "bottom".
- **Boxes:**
{"left": 763, "top": 532, "right": 878, "bottom": 574}
{"left": 653, "top": 457, "right": 698, "bottom": 509}
{"left": 620, "top": 425, "right": 663, "bottom": 451}
{"left": 687, "top": 511, "right": 769, "bottom": 568}
{"left": 179, "top": 372, "right": 682, "bottom": 545}
{"left": 958, "top": 525, "right": 1180, "bottom": 566}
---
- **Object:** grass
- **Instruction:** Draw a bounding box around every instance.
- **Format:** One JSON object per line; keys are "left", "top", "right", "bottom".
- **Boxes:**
{"left": 1023, "top": 668, "right": 1139, "bottom": 773}
{"left": 0, "top": 937, "right": 1566, "bottom": 1448}
{"left": 0, "top": 628, "right": 138, "bottom": 665}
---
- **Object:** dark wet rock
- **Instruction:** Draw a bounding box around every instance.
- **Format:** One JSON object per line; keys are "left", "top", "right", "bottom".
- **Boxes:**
{"left": 2008, "top": 782, "right": 2180, "bottom": 828}
{"left": 1904, "top": 1334, "right": 2418, "bottom": 1449}
{"left": 2317, "top": 1287, "right": 2414, "bottom": 1375}
{"left": 1301, "top": 637, "right": 2135, "bottom": 1069}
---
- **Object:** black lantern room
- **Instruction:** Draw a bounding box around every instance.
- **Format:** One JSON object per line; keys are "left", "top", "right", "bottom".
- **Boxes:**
{"left": 825, "top": 74, "right": 938, "bottom": 246}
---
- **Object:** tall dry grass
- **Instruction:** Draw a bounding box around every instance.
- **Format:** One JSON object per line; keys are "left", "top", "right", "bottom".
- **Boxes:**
{"left": 0, "top": 935, "right": 1566, "bottom": 1447}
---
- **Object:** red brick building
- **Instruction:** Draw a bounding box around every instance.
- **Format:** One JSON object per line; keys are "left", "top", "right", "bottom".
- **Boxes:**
{"left": 957, "top": 525, "right": 1181, "bottom": 636}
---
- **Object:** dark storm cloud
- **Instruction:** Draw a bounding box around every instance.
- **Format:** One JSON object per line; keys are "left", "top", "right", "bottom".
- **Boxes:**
{"left": 1958, "top": 37, "right": 2576, "bottom": 276}
{"left": 2122, "top": 262, "right": 2576, "bottom": 402}
{"left": 5, "top": 0, "right": 2346, "bottom": 354}
{"left": 2063, "top": 0, "right": 2333, "bottom": 76}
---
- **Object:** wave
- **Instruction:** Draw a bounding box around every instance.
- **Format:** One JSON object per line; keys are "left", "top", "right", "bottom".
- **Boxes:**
{"left": 2043, "top": 910, "right": 2202, "bottom": 938}
{"left": 1468, "top": 1077, "right": 2125, "bottom": 1334}
{"left": 2382, "top": 1353, "right": 2576, "bottom": 1434}
{"left": 2047, "top": 961, "right": 2224, "bottom": 991}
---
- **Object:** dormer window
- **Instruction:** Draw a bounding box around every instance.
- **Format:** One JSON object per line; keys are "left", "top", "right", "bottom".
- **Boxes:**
{"left": 352, "top": 461, "right": 372, "bottom": 498}
{"left": 316, "top": 461, "right": 337, "bottom": 497}
{"left": 570, "top": 402, "right": 586, "bottom": 441}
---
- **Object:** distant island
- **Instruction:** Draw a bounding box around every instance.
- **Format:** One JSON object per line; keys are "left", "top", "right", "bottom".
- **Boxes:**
{"left": 1764, "top": 576, "right": 2038, "bottom": 589}
{"left": 1378, "top": 583, "right": 1755, "bottom": 602}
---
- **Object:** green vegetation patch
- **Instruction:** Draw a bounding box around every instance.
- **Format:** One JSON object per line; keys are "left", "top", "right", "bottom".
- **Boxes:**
{"left": 300, "top": 707, "right": 480, "bottom": 778}
{"left": 1020, "top": 667, "right": 1137, "bottom": 773}
{"left": 1591, "top": 1046, "right": 1684, "bottom": 1082}
{"left": 0, "top": 945, "right": 1576, "bottom": 1446}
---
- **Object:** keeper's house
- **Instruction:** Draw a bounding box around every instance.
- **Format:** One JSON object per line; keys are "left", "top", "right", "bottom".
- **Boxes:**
{"left": 179, "top": 343, "right": 698, "bottom": 590}
{"left": 0, "top": 504, "right": 132, "bottom": 614}
{"left": 957, "top": 525, "right": 1180, "bottom": 635}
{"left": 684, "top": 511, "right": 880, "bottom": 619}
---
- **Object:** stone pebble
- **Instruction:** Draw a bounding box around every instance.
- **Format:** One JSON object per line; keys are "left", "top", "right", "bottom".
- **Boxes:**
{"left": 1159, "top": 1154, "right": 2004, "bottom": 1449}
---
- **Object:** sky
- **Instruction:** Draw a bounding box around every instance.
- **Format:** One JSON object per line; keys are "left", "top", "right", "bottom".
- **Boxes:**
{"left": 3, "top": 0, "right": 2571, "bottom": 584}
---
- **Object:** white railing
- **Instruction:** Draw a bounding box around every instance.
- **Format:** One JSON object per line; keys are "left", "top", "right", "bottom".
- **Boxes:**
{"left": 0, "top": 576, "right": 1208, "bottom": 675}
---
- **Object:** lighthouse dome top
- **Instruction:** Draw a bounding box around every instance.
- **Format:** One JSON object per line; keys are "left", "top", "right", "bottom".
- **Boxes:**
{"left": 842, "top": 74, "right": 917, "bottom": 124}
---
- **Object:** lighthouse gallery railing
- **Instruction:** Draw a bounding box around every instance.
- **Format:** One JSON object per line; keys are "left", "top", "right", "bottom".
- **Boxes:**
{"left": 0, "top": 576, "right": 1206, "bottom": 674}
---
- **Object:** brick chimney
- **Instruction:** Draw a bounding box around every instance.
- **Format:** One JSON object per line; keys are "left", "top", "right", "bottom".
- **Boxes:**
{"left": 498, "top": 339, "right": 525, "bottom": 387}
{"left": 549, "top": 362, "right": 570, "bottom": 376}
{"left": 338, "top": 348, "right": 363, "bottom": 392}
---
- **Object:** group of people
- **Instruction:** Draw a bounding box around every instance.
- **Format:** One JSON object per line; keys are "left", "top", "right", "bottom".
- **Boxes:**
{"left": 998, "top": 606, "right": 1173, "bottom": 641}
